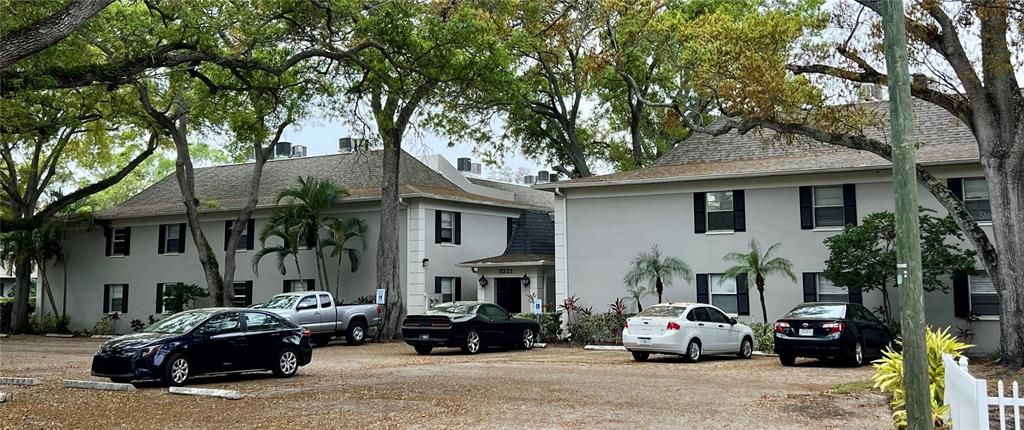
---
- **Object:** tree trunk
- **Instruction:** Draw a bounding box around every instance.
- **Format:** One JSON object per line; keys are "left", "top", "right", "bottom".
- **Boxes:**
{"left": 10, "top": 256, "right": 33, "bottom": 333}
{"left": 880, "top": 286, "right": 892, "bottom": 325}
{"left": 756, "top": 274, "right": 767, "bottom": 324}
{"left": 628, "top": 99, "right": 645, "bottom": 168}
{"left": 39, "top": 261, "right": 58, "bottom": 322}
{"left": 636, "top": 300, "right": 643, "bottom": 313}
{"left": 655, "top": 277, "right": 663, "bottom": 303}
{"left": 376, "top": 127, "right": 404, "bottom": 339}
{"left": 984, "top": 156, "right": 1024, "bottom": 368}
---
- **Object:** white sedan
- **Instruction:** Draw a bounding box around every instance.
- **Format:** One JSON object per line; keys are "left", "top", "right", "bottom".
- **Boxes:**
{"left": 622, "top": 303, "right": 755, "bottom": 362}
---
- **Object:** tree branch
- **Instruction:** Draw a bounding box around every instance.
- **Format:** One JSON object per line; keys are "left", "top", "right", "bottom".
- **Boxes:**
{"left": 0, "top": 0, "right": 114, "bottom": 69}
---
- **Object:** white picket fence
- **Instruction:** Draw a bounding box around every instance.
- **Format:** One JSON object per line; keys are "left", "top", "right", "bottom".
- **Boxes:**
{"left": 943, "top": 353, "right": 1023, "bottom": 430}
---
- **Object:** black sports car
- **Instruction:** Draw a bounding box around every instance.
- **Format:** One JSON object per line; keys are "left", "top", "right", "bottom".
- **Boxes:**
{"left": 91, "top": 308, "right": 313, "bottom": 386}
{"left": 402, "top": 302, "right": 541, "bottom": 355}
{"left": 774, "top": 302, "right": 893, "bottom": 367}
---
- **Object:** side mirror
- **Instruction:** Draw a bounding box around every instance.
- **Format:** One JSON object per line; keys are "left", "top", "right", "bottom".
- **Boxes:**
{"left": 729, "top": 318, "right": 738, "bottom": 325}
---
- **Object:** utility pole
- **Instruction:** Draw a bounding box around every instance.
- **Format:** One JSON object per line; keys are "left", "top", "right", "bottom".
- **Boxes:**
{"left": 880, "top": 0, "right": 929, "bottom": 429}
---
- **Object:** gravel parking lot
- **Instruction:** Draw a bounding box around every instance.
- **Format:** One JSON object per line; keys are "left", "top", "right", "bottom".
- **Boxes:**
{"left": 0, "top": 336, "right": 890, "bottom": 429}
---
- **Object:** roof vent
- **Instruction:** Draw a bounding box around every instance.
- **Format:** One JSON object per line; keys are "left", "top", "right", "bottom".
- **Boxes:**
{"left": 457, "top": 157, "right": 472, "bottom": 172}
{"left": 537, "top": 170, "right": 550, "bottom": 183}
{"left": 290, "top": 144, "right": 307, "bottom": 158}
{"left": 339, "top": 137, "right": 365, "bottom": 153}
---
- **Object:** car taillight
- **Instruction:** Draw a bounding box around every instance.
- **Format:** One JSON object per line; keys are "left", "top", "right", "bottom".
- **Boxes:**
{"left": 376, "top": 305, "right": 382, "bottom": 315}
{"left": 666, "top": 321, "right": 681, "bottom": 330}
{"left": 775, "top": 322, "right": 790, "bottom": 333}
{"left": 623, "top": 320, "right": 629, "bottom": 328}
{"left": 822, "top": 322, "right": 845, "bottom": 334}
{"left": 302, "top": 328, "right": 311, "bottom": 337}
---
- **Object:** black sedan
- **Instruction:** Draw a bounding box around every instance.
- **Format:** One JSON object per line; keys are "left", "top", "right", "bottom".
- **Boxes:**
{"left": 402, "top": 302, "right": 541, "bottom": 355}
{"left": 91, "top": 308, "right": 313, "bottom": 386}
{"left": 773, "top": 302, "right": 892, "bottom": 367}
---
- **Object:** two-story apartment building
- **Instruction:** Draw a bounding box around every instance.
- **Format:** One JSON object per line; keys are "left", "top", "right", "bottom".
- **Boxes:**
{"left": 537, "top": 100, "right": 1001, "bottom": 353}
{"left": 43, "top": 149, "right": 552, "bottom": 332}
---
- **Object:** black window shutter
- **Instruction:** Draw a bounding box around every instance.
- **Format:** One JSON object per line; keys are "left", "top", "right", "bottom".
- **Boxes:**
{"left": 453, "top": 212, "right": 462, "bottom": 245}
{"left": 435, "top": 277, "right": 442, "bottom": 294}
{"left": 953, "top": 273, "right": 970, "bottom": 318}
{"left": 848, "top": 285, "right": 863, "bottom": 304}
{"left": 455, "top": 277, "right": 462, "bottom": 301}
{"left": 802, "top": 273, "right": 817, "bottom": 302}
{"left": 693, "top": 192, "right": 707, "bottom": 234}
{"left": 246, "top": 219, "right": 255, "bottom": 250}
{"left": 696, "top": 274, "right": 709, "bottom": 304}
{"left": 122, "top": 228, "right": 131, "bottom": 256}
{"left": 736, "top": 273, "right": 749, "bottom": 315}
{"left": 155, "top": 283, "right": 164, "bottom": 313}
{"left": 283, "top": 279, "right": 291, "bottom": 293}
{"left": 733, "top": 190, "right": 746, "bottom": 232}
{"left": 245, "top": 281, "right": 254, "bottom": 306}
{"left": 224, "top": 220, "right": 232, "bottom": 251}
{"left": 947, "top": 178, "right": 963, "bottom": 200}
{"left": 158, "top": 225, "right": 167, "bottom": 254}
{"left": 104, "top": 226, "right": 112, "bottom": 256}
{"left": 121, "top": 284, "right": 129, "bottom": 313}
{"left": 103, "top": 284, "right": 110, "bottom": 313}
{"left": 799, "top": 186, "right": 813, "bottom": 230}
{"left": 177, "top": 223, "right": 186, "bottom": 253}
{"left": 842, "top": 184, "right": 857, "bottom": 226}
{"left": 434, "top": 211, "right": 443, "bottom": 243}
{"left": 305, "top": 279, "right": 315, "bottom": 291}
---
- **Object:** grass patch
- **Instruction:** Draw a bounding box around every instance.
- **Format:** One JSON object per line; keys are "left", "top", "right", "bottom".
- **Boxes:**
{"left": 830, "top": 379, "right": 875, "bottom": 395}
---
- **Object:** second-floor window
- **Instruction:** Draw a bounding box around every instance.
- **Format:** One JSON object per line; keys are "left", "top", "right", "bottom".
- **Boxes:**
{"left": 706, "top": 191, "right": 734, "bottom": 232}
{"left": 435, "top": 210, "right": 461, "bottom": 244}
{"left": 813, "top": 186, "right": 845, "bottom": 228}
{"left": 106, "top": 227, "right": 131, "bottom": 256}
{"left": 963, "top": 178, "right": 992, "bottom": 222}
{"left": 159, "top": 223, "right": 186, "bottom": 254}
{"left": 225, "top": 219, "right": 255, "bottom": 251}
{"left": 970, "top": 274, "right": 998, "bottom": 316}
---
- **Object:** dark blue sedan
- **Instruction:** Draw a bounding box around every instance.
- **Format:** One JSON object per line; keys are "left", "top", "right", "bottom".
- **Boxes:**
{"left": 91, "top": 308, "right": 313, "bottom": 386}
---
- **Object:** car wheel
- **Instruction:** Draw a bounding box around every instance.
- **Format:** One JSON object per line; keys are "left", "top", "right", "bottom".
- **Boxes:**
{"left": 631, "top": 351, "right": 650, "bottom": 362}
{"left": 684, "top": 339, "right": 702, "bottom": 363}
{"left": 462, "top": 329, "right": 481, "bottom": 354}
{"left": 163, "top": 353, "right": 190, "bottom": 386}
{"left": 312, "top": 334, "right": 331, "bottom": 348}
{"left": 521, "top": 328, "right": 536, "bottom": 350}
{"left": 849, "top": 341, "right": 865, "bottom": 367}
{"left": 273, "top": 348, "right": 299, "bottom": 377}
{"left": 779, "top": 354, "right": 796, "bottom": 366}
{"left": 345, "top": 321, "right": 367, "bottom": 345}
{"left": 737, "top": 337, "right": 754, "bottom": 359}
{"left": 414, "top": 345, "right": 433, "bottom": 355}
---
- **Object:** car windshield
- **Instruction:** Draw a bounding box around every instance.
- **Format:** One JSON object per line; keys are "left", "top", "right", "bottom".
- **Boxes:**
{"left": 637, "top": 306, "right": 687, "bottom": 318}
{"left": 427, "top": 303, "right": 478, "bottom": 315}
{"left": 260, "top": 295, "right": 300, "bottom": 310}
{"left": 785, "top": 304, "right": 847, "bottom": 319}
{"left": 144, "top": 311, "right": 213, "bottom": 334}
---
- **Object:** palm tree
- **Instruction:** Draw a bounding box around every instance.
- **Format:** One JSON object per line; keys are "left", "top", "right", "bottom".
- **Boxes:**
{"left": 252, "top": 207, "right": 304, "bottom": 278}
{"left": 276, "top": 176, "right": 347, "bottom": 292}
{"left": 624, "top": 245, "right": 692, "bottom": 304}
{"left": 321, "top": 217, "right": 368, "bottom": 298}
{"left": 626, "top": 285, "right": 650, "bottom": 313}
{"left": 721, "top": 239, "right": 797, "bottom": 324}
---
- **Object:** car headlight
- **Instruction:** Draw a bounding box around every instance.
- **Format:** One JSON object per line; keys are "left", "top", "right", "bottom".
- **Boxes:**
{"left": 139, "top": 345, "right": 161, "bottom": 358}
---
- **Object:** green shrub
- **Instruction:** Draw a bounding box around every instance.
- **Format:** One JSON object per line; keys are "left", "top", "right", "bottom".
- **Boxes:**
{"left": 749, "top": 322, "right": 774, "bottom": 353}
{"left": 162, "top": 284, "right": 209, "bottom": 314}
{"left": 570, "top": 312, "right": 633, "bottom": 346}
{"left": 872, "top": 326, "right": 971, "bottom": 429}
{"left": 92, "top": 315, "right": 115, "bottom": 335}
{"left": 29, "top": 313, "right": 70, "bottom": 334}
{"left": 514, "top": 312, "right": 563, "bottom": 341}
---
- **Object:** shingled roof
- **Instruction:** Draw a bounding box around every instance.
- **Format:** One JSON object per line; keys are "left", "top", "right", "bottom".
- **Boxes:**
{"left": 537, "top": 99, "right": 979, "bottom": 189}
{"left": 99, "top": 150, "right": 539, "bottom": 219}
{"left": 458, "top": 209, "right": 555, "bottom": 267}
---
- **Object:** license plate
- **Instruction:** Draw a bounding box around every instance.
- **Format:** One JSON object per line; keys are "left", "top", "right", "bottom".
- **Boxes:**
{"left": 419, "top": 334, "right": 429, "bottom": 340}
{"left": 638, "top": 338, "right": 652, "bottom": 346}
{"left": 799, "top": 329, "right": 814, "bottom": 336}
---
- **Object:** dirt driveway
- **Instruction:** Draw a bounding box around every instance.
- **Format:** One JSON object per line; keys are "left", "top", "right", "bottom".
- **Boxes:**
{"left": 0, "top": 336, "right": 890, "bottom": 429}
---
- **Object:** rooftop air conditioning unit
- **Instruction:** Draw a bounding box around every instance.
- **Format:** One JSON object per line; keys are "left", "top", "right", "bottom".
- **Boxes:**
{"left": 523, "top": 175, "right": 536, "bottom": 185}
{"left": 339, "top": 137, "right": 365, "bottom": 153}
{"left": 549, "top": 173, "right": 559, "bottom": 182}
{"left": 456, "top": 157, "right": 472, "bottom": 172}
{"left": 470, "top": 163, "right": 481, "bottom": 175}
{"left": 290, "top": 144, "right": 307, "bottom": 158}
{"left": 537, "top": 170, "right": 550, "bottom": 183}
{"left": 274, "top": 141, "right": 292, "bottom": 159}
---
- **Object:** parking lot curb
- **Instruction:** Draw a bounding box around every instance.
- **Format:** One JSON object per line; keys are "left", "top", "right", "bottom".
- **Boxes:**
{"left": 44, "top": 333, "right": 74, "bottom": 338}
{"left": 63, "top": 380, "right": 137, "bottom": 391}
{"left": 90, "top": 335, "right": 116, "bottom": 339}
{"left": 168, "top": 386, "right": 243, "bottom": 400}
{"left": 0, "top": 392, "right": 9, "bottom": 403}
{"left": 0, "top": 377, "right": 41, "bottom": 386}
{"left": 753, "top": 351, "right": 778, "bottom": 357}
{"left": 0, "top": 334, "right": 8, "bottom": 338}
{"left": 583, "top": 345, "right": 626, "bottom": 351}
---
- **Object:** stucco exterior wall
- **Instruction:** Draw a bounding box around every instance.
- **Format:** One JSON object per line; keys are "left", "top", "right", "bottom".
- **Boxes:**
{"left": 558, "top": 163, "right": 999, "bottom": 353}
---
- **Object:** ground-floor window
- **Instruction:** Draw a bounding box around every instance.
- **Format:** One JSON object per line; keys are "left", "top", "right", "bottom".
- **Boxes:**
{"left": 104, "top": 284, "right": 128, "bottom": 313}
{"left": 816, "top": 276, "right": 848, "bottom": 302}
{"left": 970, "top": 274, "right": 999, "bottom": 316}
{"left": 283, "top": 279, "right": 314, "bottom": 293}
{"left": 436, "top": 277, "right": 456, "bottom": 303}
{"left": 709, "top": 274, "right": 737, "bottom": 314}
{"left": 233, "top": 281, "right": 253, "bottom": 307}
{"left": 157, "top": 282, "right": 182, "bottom": 314}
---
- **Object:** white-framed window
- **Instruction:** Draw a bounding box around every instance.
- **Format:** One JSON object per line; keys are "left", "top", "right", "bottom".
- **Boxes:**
{"left": 436, "top": 277, "right": 455, "bottom": 303}
{"left": 284, "top": 279, "right": 313, "bottom": 293}
{"left": 164, "top": 225, "right": 181, "bottom": 253}
{"left": 158, "top": 282, "right": 180, "bottom": 314}
{"left": 709, "top": 274, "right": 738, "bottom": 314}
{"left": 813, "top": 186, "right": 845, "bottom": 227}
{"left": 232, "top": 281, "right": 252, "bottom": 307}
{"left": 969, "top": 274, "right": 998, "bottom": 316}
{"left": 110, "top": 227, "right": 130, "bottom": 256}
{"left": 963, "top": 178, "right": 992, "bottom": 222}
{"left": 440, "top": 211, "right": 454, "bottom": 243}
{"left": 104, "top": 284, "right": 128, "bottom": 313}
{"left": 706, "top": 191, "right": 734, "bottom": 232}
{"left": 816, "top": 276, "right": 848, "bottom": 302}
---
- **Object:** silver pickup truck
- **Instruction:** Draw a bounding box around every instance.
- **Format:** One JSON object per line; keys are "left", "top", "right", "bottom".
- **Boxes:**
{"left": 257, "top": 291, "right": 380, "bottom": 347}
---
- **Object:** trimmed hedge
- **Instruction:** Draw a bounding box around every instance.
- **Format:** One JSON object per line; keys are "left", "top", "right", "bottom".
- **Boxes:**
{"left": 569, "top": 312, "right": 634, "bottom": 346}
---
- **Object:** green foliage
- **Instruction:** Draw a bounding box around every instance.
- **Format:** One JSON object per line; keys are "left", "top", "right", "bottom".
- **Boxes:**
{"left": 161, "top": 284, "right": 210, "bottom": 314}
{"left": 353, "top": 296, "right": 375, "bottom": 305}
{"left": 624, "top": 245, "right": 692, "bottom": 304}
{"left": 823, "top": 210, "right": 977, "bottom": 322}
{"left": 570, "top": 312, "right": 633, "bottom": 346}
{"left": 30, "top": 313, "right": 70, "bottom": 334}
{"left": 872, "top": 327, "right": 972, "bottom": 429}
{"left": 91, "top": 315, "right": 115, "bottom": 336}
{"left": 514, "top": 312, "right": 564, "bottom": 342}
{"left": 749, "top": 322, "right": 775, "bottom": 353}
{"left": 721, "top": 239, "right": 796, "bottom": 323}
